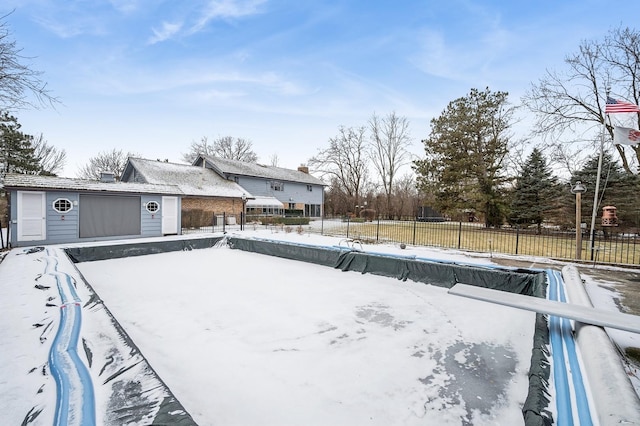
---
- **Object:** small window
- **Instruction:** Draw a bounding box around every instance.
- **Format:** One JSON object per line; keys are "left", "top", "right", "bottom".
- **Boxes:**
{"left": 53, "top": 198, "right": 73, "bottom": 213}
{"left": 307, "top": 185, "right": 313, "bottom": 192}
{"left": 270, "top": 181, "right": 284, "bottom": 191}
{"left": 146, "top": 201, "right": 160, "bottom": 213}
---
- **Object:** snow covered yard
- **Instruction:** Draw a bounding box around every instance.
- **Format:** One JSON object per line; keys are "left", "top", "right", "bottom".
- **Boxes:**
{"left": 4, "top": 228, "right": 640, "bottom": 425}
{"left": 76, "top": 242, "right": 536, "bottom": 425}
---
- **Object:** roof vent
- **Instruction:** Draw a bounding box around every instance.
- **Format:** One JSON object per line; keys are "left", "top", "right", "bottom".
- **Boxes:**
{"left": 100, "top": 172, "right": 116, "bottom": 183}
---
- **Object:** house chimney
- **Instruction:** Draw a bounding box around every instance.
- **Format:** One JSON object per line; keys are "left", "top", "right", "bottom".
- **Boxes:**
{"left": 100, "top": 172, "right": 116, "bottom": 182}
{"left": 298, "top": 166, "right": 309, "bottom": 174}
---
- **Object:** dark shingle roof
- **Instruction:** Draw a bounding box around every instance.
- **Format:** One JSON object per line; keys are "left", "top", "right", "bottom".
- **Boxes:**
{"left": 199, "top": 155, "right": 325, "bottom": 186}
{"left": 2, "top": 173, "right": 182, "bottom": 195}
{"left": 125, "top": 158, "right": 249, "bottom": 198}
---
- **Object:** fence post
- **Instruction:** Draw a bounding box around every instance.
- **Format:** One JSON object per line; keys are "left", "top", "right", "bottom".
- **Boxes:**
{"left": 222, "top": 212, "right": 226, "bottom": 233}
{"left": 413, "top": 219, "right": 417, "bottom": 246}
{"left": 212, "top": 211, "right": 216, "bottom": 230}
{"left": 590, "top": 229, "right": 596, "bottom": 261}
{"left": 458, "top": 221, "right": 462, "bottom": 249}
{"left": 376, "top": 216, "right": 380, "bottom": 241}
{"left": 515, "top": 225, "right": 520, "bottom": 255}
{"left": 346, "top": 216, "right": 350, "bottom": 239}
{"left": 0, "top": 219, "right": 3, "bottom": 249}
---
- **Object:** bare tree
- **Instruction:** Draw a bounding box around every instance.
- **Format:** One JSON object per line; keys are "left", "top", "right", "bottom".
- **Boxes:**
{"left": 390, "top": 173, "right": 419, "bottom": 219}
{"left": 269, "top": 153, "right": 280, "bottom": 167}
{"left": 77, "top": 149, "right": 136, "bottom": 180}
{"left": 182, "top": 136, "right": 258, "bottom": 163}
{"left": 522, "top": 26, "right": 640, "bottom": 174}
{"left": 368, "top": 111, "right": 413, "bottom": 218}
{"left": 181, "top": 136, "right": 214, "bottom": 163}
{"left": 0, "top": 12, "right": 58, "bottom": 110}
{"left": 32, "top": 133, "right": 66, "bottom": 175}
{"left": 308, "top": 126, "right": 370, "bottom": 214}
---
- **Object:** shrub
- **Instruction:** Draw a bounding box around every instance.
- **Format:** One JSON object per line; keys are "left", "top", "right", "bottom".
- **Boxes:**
{"left": 284, "top": 209, "right": 304, "bottom": 217}
{"left": 257, "top": 216, "right": 310, "bottom": 226}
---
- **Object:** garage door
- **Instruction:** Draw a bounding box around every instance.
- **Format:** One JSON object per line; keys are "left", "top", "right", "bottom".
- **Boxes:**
{"left": 79, "top": 194, "right": 141, "bottom": 238}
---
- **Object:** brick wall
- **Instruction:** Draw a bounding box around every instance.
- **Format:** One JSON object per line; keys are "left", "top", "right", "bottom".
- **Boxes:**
{"left": 182, "top": 196, "right": 244, "bottom": 227}
{"left": 182, "top": 197, "right": 243, "bottom": 214}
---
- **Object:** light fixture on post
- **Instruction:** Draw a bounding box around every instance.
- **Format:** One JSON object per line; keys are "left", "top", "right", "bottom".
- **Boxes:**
{"left": 571, "top": 181, "right": 587, "bottom": 260}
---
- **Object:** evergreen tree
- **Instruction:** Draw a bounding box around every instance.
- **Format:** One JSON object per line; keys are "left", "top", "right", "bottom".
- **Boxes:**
{"left": 0, "top": 111, "right": 39, "bottom": 175}
{"left": 572, "top": 152, "right": 640, "bottom": 230}
{"left": 509, "top": 148, "right": 559, "bottom": 232}
{"left": 414, "top": 88, "right": 513, "bottom": 227}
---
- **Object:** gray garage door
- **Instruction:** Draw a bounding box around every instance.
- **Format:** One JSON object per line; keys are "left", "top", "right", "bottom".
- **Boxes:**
{"left": 79, "top": 194, "right": 141, "bottom": 238}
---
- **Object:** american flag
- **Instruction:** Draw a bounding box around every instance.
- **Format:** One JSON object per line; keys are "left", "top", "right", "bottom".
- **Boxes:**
{"left": 605, "top": 97, "right": 640, "bottom": 113}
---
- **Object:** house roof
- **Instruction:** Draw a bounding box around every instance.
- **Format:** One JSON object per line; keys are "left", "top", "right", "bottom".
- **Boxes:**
{"left": 1, "top": 173, "right": 182, "bottom": 195}
{"left": 123, "top": 158, "right": 249, "bottom": 198}
{"left": 198, "top": 155, "right": 325, "bottom": 186}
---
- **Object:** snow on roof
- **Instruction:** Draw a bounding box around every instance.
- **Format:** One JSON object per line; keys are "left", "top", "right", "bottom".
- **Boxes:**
{"left": 1, "top": 173, "right": 182, "bottom": 195}
{"left": 199, "top": 155, "right": 325, "bottom": 186}
{"left": 126, "top": 158, "right": 249, "bottom": 198}
{"left": 246, "top": 196, "right": 285, "bottom": 208}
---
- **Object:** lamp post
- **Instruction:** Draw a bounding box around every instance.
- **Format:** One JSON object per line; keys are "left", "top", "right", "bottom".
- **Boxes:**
{"left": 571, "top": 181, "right": 587, "bottom": 260}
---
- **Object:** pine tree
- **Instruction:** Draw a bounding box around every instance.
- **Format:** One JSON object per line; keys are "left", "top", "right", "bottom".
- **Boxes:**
{"left": 414, "top": 88, "right": 513, "bottom": 227}
{"left": 509, "top": 148, "right": 559, "bottom": 232}
{"left": 572, "top": 152, "right": 640, "bottom": 230}
{"left": 0, "top": 111, "right": 39, "bottom": 175}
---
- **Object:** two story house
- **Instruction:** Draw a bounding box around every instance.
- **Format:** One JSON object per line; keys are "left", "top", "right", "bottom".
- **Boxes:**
{"left": 194, "top": 155, "right": 325, "bottom": 218}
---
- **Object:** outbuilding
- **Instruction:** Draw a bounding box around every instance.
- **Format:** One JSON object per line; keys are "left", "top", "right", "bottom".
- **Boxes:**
{"left": 2, "top": 173, "right": 183, "bottom": 247}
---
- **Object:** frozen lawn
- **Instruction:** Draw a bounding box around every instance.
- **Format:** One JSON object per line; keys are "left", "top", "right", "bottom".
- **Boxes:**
{"left": 77, "top": 244, "right": 536, "bottom": 425}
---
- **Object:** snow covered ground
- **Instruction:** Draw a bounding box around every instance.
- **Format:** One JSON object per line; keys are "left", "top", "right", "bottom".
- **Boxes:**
{"left": 77, "top": 243, "right": 534, "bottom": 425}
{"left": 1, "top": 227, "right": 638, "bottom": 425}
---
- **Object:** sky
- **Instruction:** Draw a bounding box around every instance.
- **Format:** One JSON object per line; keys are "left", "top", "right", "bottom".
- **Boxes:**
{"left": 4, "top": 0, "right": 640, "bottom": 178}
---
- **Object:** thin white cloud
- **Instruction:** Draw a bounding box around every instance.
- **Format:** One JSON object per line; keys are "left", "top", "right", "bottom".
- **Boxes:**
{"left": 107, "top": 0, "right": 142, "bottom": 14}
{"left": 148, "top": 21, "right": 184, "bottom": 44}
{"left": 189, "top": 0, "right": 267, "bottom": 34}
{"left": 195, "top": 89, "right": 247, "bottom": 101}
{"left": 33, "top": 15, "right": 109, "bottom": 38}
{"left": 146, "top": 1, "right": 267, "bottom": 43}
{"left": 81, "top": 62, "right": 309, "bottom": 101}
{"left": 411, "top": 24, "right": 517, "bottom": 84}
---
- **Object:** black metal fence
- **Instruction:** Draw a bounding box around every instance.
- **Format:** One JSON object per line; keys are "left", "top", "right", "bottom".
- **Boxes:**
{"left": 313, "top": 217, "right": 640, "bottom": 266}
{"left": 181, "top": 211, "right": 248, "bottom": 234}
{"left": 178, "top": 213, "right": 639, "bottom": 266}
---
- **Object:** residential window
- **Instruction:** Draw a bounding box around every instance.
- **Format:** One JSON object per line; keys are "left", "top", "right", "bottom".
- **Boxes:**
{"left": 146, "top": 201, "right": 160, "bottom": 213}
{"left": 270, "top": 181, "right": 284, "bottom": 191}
{"left": 289, "top": 203, "right": 295, "bottom": 210}
{"left": 305, "top": 204, "right": 322, "bottom": 217}
{"left": 307, "top": 185, "right": 313, "bottom": 192}
{"left": 53, "top": 198, "right": 73, "bottom": 213}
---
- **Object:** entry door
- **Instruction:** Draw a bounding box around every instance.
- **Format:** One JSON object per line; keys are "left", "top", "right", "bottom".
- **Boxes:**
{"left": 162, "top": 196, "right": 178, "bottom": 235}
{"left": 18, "top": 191, "right": 46, "bottom": 241}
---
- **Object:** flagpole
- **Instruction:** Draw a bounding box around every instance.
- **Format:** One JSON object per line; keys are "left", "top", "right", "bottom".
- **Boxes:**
{"left": 588, "top": 86, "right": 610, "bottom": 260}
{"left": 588, "top": 120, "right": 605, "bottom": 260}
{"left": 588, "top": 91, "right": 638, "bottom": 259}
